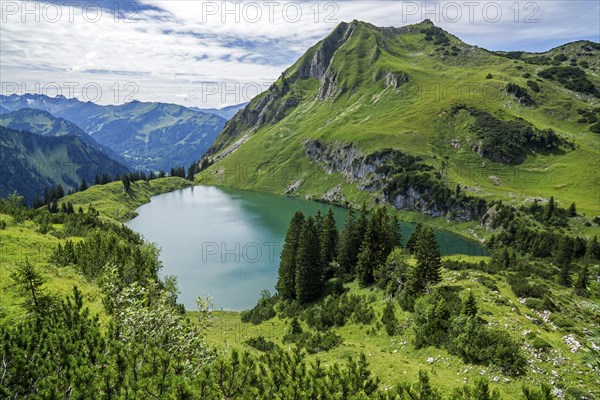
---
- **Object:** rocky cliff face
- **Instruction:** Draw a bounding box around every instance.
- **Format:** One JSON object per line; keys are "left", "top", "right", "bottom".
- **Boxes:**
{"left": 304, "top": 139, "right": 486, "bottom": 222}
{"left": 206, "top": 21, "right": 360, "bottom": 157}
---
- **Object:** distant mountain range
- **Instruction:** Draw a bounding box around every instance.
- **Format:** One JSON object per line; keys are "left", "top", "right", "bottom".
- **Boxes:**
{"left": 0, "top": 94, "right": 234, "bottom": 171}
{"left": 192, "top": 103, "right": 248, "bottom": 120}
{"left": 0, "top": 108, "right": 127, "bottom": 165}
{"left": 0, "top": 126, "right": 129, "bottom": 203}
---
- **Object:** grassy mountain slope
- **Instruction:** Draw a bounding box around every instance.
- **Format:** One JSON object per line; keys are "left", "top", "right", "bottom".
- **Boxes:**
{"left": 198, "top": 21, "right": 600, "bottom": 239}
{"left": 59, "top": 177, "right": 192, "bottom": 222}
{"left": 0, "top": 126, "right": 129, "bottom": 203}
{"left": 204, "top": 269, "right": 599, "bottom": 399}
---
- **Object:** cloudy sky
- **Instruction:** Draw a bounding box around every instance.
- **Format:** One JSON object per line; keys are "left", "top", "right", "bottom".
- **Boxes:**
{"left": 1, "top": 0, "right": 599, "bottom": 108}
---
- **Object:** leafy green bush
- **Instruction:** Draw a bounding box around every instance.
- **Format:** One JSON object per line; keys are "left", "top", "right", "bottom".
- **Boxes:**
{"left": 538, "top": 66, "right": 599, "bottom": 97}
{"left": 241, "top": 290, "right": 277, "bottom": 324}
{"left": 283, "top": 328, "right": 343, "bottom": 354}
{"left": 245, "top": 336, "right": 278, "bottom": 352}
{"left": 507, "top": 275, "right": 545, "bottom": 298}
{"left": 531, "top": 336, "right": 552, "bottom": 352}
{"left": 527, "top": 80, "right": 541, "bottom": 92}
{"left": 549, "top": 314, "right": 573, "bottom": 329}
{"left": 507, "top": 83, "right": 534, "bottom": 105}
{"left": 381, "top": 301, "right": 399, "bottom": 336}
{"left": 524, "top": 298, "right": 544, "bottom": 311}
{"left": 454, "top": 107, "right": 561, "bottom": 164}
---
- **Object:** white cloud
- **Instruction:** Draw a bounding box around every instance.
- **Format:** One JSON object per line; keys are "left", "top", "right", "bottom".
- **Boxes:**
{"left": 1, "top": 1, "right": 598, "bottom": 107}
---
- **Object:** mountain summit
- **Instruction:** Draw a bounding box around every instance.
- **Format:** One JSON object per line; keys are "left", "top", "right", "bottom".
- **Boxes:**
{"left": 201, "top": 20, "right": 599, "bottom": 220}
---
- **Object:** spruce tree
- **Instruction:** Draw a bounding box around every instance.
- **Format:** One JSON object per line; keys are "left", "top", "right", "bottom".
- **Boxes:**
{"left": 587, "top": 236, "right": 600, "bottom": 260}
{"left": 79, "top": 179, "right": 88, "bottom": 192}
{"left": 406, "top": 223, "right": 423, "bottom": 254}
{"left": 381, "top": 300, "right": 399, "bottom": 336}
{"left": 122, "top": 175, "right": 131, "bottom": 192}
{"left": 462, "top": 292, "right": 478, "bottom": 318}
{"left": 276, "top": 211, "right": 305, "bottom": 300}
{"left": 295, "top": 217, "right": 323, "bottom": 303}
{"left": 412, "top": 226, "right": 442, "bottom": 292}
{"left": 575, "top": 265, "right": 589, "bottom": 292}
{"left": 337, "top": 209, "right": 359, "bottom": 277}
{"left": 557, "top": 236, "right": 573, "bottom": 286}
{"left": 568, "top": 202, "right": 577, "bottom": 217}
{"left": 10, "top": 259, "right": 47, "bottom": 311}
{"left": 356, "top": 218, "right": 378, "bottom": 287}
{"left": 320, "top": 208, "right": 338, "bottom": 279}
{"left": 545, "top": 196, "right": 556, "bottom": 220}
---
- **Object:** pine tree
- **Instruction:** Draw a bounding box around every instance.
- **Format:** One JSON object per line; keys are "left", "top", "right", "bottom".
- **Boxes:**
{"left": 314, "top": 210, "right": 323, "bottom": 236}
{"left": 10, "top": 259, "right": 47, "bottom": 311}
{"left": 356, "top": 218, "right": 378, "bottom": 287}
{"left": 462, "top": 292, "right": 478, "bottom": 318}
{"left": 587, "top": 236, "right": 600, "bottom": 260}
{"left": 122, "top": 175, "right": 131, "bottom": 192}
{"left": 545, "top": 196, "right": 556, "bottom": 220}
{"left": 276, "top": 211, "right": 305, "bottom": 300}
{"left": 320, "top": 208, "right": 338, "bottom": 279}
{"left": 381, "top": 300, "right": 398, "bottom": 336}
{"left": 575, "top": 265, "right": 589, "bottom": 292}
{"left": 295, "top": 217, "right": 323, "bottom": 303}
{"left": 557, "top": 236, "right": 573, "bottom": 286}
{"left": 412, "top": 226, "right": 442, "bottom": 292}
{"left": 337, "top": 209, "right": 360, "bottom": 277}
{"left": 406, "top": 223, "right": 423, "bottom": 254}
{"left": 568, "top": 202, "right": 577, "bottom": 217}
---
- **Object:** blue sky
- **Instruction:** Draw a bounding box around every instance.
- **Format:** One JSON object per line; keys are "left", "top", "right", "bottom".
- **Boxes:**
{"left": 1, "top": 1, "right": 599, "bottom": 107}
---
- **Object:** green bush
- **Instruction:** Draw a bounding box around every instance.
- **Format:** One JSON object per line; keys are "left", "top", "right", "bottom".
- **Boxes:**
{"left": 531, "top": 336, "right": 552, "bottom": 352}
{"left": 245, "top": 336, "right": 278, "bottom": 352}
{"left": 524, "top": 298, "right": 544, "bottom": 311}
{"left": 507, "top": 275, "right": 545, "bottom": 298}
{"left": 507, "top": 83, "right": 534, "bottom": 105}
{"left": 538, "top": 66, "right": 599, "bottom": 97}
{"left": 283, "top": 328, "right": 343, "bottom": 354}
{"left": 549, "top": 314, "right": 573, "bottom": 328}
{"left": 241, "top": 290, "right": 277, "bottom": 324}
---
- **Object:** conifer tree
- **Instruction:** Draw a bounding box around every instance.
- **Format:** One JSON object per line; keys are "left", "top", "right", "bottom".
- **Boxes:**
{"left": 406, "top": 223, "right": 423, "bottom": 254}
{"left": 79, "top": 179, "right": 88, "bottom": 192}
{"left": 381, "top": 300, "right": 399, "bottom": 336}
{"left": 122, "top": 175, "right": 131, "bottom": 192}
{"left": 337, "top": 209, "right": 361, "bottom": 277}
{"left": 587, "top": 236, "right": 600, "bottom": 260}
{"left": 557, "top": 236, "right": 573, "bottom": 286}
{"left": 545, "top": 196, "right": 556, "bottom": 220}
{"left": 412, "top": 226, "right": 442, "bottom": 292}
{"left": 295, "top": 217, "right": 323, "bottom": 303}
{"left": 276, "top": 211, "right": 305, "bottom": 300}
{"left": 320, "top": 207, "right": 338, "bottom": 279}
{"left": 356, "top": 218, "right": 378, "bottom": 286}
{"left": 10, "top": 259, "right": 47, "bottom": 311}
{"left": 462, "top": 292, "right": 478, "bottom": 318}
{"left": 575, "top": 265, "right": 589, "bottom": 292}
{"left": 568, "top": 202, "right": 577, "bottom": 217}
{"left": 314, "top": 209, "right": 323, "bottom": 236}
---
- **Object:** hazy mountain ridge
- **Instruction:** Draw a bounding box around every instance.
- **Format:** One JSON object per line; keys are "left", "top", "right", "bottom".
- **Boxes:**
{"left": 0, "top": 95, "right": 227, "bottom": 171}
{"left": 0, "top": 126, "right": 129, "bottom": 203}
{"left": 0, "top": 108, "right": 128, "bottom": 165}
